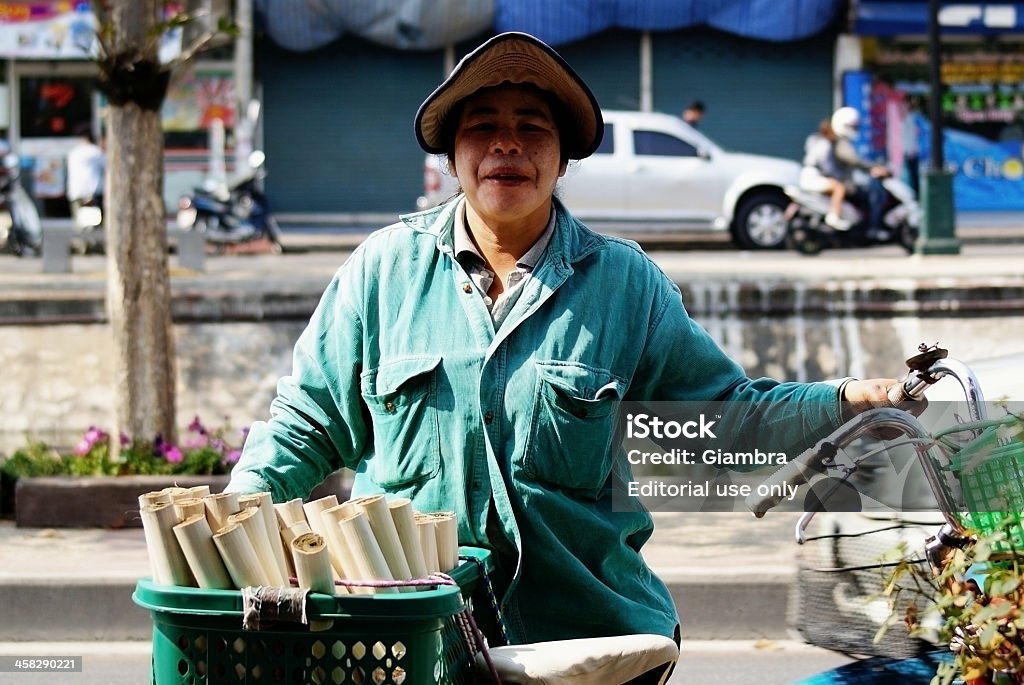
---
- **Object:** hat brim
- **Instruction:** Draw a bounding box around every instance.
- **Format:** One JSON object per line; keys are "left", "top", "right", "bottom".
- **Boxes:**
{"left": 415, "top": 32, "right": 603, "bottom": 160}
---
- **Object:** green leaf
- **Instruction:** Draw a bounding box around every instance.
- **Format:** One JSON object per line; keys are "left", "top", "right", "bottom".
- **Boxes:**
{"left": 978, "top": 620, "right": 1001, "bottom": 649}
{"left": 987, "top": 574, "right": 1021, "bottom": 597}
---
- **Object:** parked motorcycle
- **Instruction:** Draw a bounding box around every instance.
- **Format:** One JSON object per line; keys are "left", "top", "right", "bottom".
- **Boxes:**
{"left": 750, "top": 346, "right": 1021, "bottom": 684}
{"left": 0, "top": 152, "right": 42, "bottom": 256}
{"left": 784, "top": 175, "right": 921, "bottom": 256}
{"left": 176, "top": 150, "right": 283, "bottom": 253}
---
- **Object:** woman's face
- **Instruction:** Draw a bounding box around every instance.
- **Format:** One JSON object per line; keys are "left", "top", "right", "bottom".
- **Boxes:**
{"left": 450, "top": 84, "right": 568, "bottom": 230}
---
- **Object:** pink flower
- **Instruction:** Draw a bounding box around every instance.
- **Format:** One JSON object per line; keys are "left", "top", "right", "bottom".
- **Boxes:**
{"left": 73, "top": 426, "right": 108, "bottom": 455}
{"left": 223, "top": 450, "right": 241, "bottom": 466}
{"left": 183, "top": 434, "right": 208, "bottom": 450}
{"left": 163, "top": 446, "right": 184, "bottom": 464}
{"left": 188, "top": 415, "right": 207, "bottom": 435}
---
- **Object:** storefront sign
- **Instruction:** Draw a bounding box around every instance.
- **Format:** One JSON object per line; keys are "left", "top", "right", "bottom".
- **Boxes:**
{"left": 932, "top": 121, "right": 1024, "bottom": 210}
{"left": 0, "top": 2, "right": 95, "bottom": 59}
{"left": 856, "top": 1, "right": 1024, "bottom": 35}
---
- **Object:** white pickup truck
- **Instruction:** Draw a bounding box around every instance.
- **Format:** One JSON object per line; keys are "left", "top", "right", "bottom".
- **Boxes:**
{"left": 416, "top": 109, "right": 802, "bottom": 249}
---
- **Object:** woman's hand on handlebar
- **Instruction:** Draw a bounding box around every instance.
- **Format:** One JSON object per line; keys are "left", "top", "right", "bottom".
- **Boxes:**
{"left": 842, "top": 378, "right": 929, "bottom": 437}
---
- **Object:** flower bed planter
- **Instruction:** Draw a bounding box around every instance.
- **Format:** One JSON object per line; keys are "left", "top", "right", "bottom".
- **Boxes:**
{"left": 13, "top": 470, "right": 352, "bottom": 528}
{"left": 15, "top": 475, "right": 231, "bottom": 528}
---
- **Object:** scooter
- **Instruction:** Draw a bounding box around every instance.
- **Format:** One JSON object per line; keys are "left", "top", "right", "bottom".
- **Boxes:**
{"left": 750, "top": 347, "right": 1022, "bottom": 684}
{"left": 0, "top": 152, "right": 42, "bottom": 256}
{"left": 176, "top": 150, "right": 283, "bottom": 254}
{"left": 784, "top": 175, "right": 921, "bottom": 256}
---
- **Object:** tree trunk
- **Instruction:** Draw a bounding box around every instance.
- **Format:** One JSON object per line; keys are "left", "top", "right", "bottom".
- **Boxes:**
{"left": 103, "top": 0, "right": 177, "bottom": 448}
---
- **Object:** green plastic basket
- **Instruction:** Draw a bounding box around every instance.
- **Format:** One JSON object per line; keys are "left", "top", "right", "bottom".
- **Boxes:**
{"left": 133, "top": 547, "right": 492, "bottom": 685}
{"left": 948, "top": 425, "right": 1024, "bottom": 554}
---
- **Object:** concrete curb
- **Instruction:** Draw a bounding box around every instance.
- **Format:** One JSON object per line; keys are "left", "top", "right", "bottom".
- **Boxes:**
{"left": 3, "top": 270, "right": 1024, "bottom": 325}
{"left": 0, "top": 574, "right": 793, "bottom": 642}
{"left": 0, "top": 579, "right": 152, "bottom": 641}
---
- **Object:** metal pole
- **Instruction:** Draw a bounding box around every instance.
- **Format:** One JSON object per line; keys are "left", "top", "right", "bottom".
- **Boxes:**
{"left": 234, "top": 0, "right": 254, "bottom": 174}
{"left": 927, "top": 0, "right": 943, "bottom": 172}
{"left": 915, "top": 0, "right": 960, "bottom": 255}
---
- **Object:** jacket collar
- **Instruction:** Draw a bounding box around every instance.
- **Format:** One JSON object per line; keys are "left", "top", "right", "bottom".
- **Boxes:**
{"left": 399, "top": 196, "right": 607, "bottom": 266}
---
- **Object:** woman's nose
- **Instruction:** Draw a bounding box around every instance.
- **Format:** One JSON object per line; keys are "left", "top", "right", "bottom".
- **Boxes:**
{"left": 490, "top": 126, "right": 521, "bottom": 154}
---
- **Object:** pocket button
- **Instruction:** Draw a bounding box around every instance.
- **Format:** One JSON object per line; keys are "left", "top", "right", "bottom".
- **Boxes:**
{"left": 384, "top": 401, "right": 397, "bottom": 413}
{"left": 484, "top": 411, "right": 494, "bottom": 425}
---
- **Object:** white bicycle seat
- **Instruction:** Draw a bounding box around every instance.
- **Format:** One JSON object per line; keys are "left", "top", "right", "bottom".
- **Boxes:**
{"left": 474, "top": 633, "right": 679, "bottom": 685}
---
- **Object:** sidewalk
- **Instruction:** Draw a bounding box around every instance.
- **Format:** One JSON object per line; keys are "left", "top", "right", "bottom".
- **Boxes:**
{"left": 0, "top": 511, "right": 801, "bottom": 642}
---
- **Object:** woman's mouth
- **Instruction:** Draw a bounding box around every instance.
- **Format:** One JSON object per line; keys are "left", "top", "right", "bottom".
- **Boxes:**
{"left": 484, "top": 168, "right": 529, "bottom": 184}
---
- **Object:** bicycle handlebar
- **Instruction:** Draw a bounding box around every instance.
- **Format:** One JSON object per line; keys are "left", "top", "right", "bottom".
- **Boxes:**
{"left": 747, "top": 440, "right": 836, "bottom": 518}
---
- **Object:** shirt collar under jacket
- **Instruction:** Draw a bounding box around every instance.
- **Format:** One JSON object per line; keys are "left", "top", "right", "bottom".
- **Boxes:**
{"left": 452, "top": 197, "right": 556, "bottom": 271}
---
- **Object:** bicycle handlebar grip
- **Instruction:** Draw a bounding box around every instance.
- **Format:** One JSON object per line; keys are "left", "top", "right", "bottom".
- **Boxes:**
{"left": 887, "top": 382, "right": 913, "bottom": 409}
{"left": 746, "top": 442, "right": 833, "bottom": 518}
{"left": 887, "top": 373, "right": 929, "bottom": 410}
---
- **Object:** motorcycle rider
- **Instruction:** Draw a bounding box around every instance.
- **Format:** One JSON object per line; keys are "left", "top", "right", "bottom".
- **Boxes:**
{"left": 829, "top": 106, "right": 893, "bottom": 242}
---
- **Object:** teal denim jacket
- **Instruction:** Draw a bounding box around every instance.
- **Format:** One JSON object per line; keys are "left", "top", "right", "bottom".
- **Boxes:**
{"left": 228, "top": 198, "right": 844, "bottom": 643}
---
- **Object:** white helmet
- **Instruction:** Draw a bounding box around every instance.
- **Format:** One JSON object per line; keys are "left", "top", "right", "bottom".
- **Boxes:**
{"left": 831, "top": 107, "right": 860, "bottom": 140}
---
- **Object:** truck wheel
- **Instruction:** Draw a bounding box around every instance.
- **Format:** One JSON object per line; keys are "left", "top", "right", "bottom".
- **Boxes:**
{"left": 733, "top": 191, "right": 788, "bottom": 250}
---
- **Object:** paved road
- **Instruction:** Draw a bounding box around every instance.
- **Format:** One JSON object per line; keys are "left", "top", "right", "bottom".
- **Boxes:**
{"left": 0, "top": 640, "right": 855, "bottom": 685}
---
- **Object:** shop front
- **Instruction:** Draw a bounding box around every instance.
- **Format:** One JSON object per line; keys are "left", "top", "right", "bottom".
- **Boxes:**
{"left": 846, "top": 0, "right": 1024, "bottom": 210}
{"left": 0, "top": 2, "right": 237, "bottom": 216}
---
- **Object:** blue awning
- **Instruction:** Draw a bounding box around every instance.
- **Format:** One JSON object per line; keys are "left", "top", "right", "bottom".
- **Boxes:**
{"left": 855, "top": 1, "right": 1024, "bottom": 36}
{"left": 495, "top": 0, "right": 843, "bottom": 45}
{"left": 256, "top": 0, "right": 844, "bottom": 53}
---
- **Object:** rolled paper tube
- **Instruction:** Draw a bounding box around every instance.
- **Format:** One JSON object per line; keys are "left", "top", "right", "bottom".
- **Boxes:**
{"left": 282, "top": 520, "right": 313, "bottom": 546}
{"left": 188, "top": 484, "right": 212, "bottom": 499}
{"left": 213, "top": 523, "right": 266, "bottom": 589}
{"left": 336, "top": 509, "right": 397, "bottom": 594}
{"left": 389, "top": 498, "right": 429, "bottom": 581}
{"left": 203, "top": 492, "right": 240, "bottom": 533}
{"left": 165, "top": 487, "right": 194, "bottom": 504}
{"left": 352, "top": 495, "right": 413, "bottom": 590}
{"left": 430, "top": 512, "right": 459, "bottom": 573}
{"left": 415, "top": 514, "right": 440, "bottom": 574}
{"left": 302, "top": 496, "right": 347, "bottom": 578}
{"left": 227, "top": 508, "right": 285, "bottom": 586}
{"left": 274, "top": 498, "right": 307, "bottom": 529}
{"left": 320, "top": 504, "right": 368, "bottom": 594}
{"left": 239, "top": 492, "right": 291, "bottom": 584}
{"left": 140, "top": 502, "right": 195, "bottom": 587}
{"left": 174, "top": 497, "right": 206, "bottom": 522}
{"left": 291, "top": 532, "right": 336, "bottom": 631}
{"left": 138, "top": 490, "right": 170, "bottom": 510}
{"left": 172, "top": 513, "right": 232, "bottom": 589}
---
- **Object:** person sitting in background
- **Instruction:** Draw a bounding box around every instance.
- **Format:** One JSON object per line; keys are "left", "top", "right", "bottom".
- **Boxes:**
{"left": 799, "top": 118, "right": 849, "bottom": 230}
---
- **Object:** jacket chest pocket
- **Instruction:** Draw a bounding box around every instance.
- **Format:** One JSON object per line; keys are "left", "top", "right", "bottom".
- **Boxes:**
{"left": 360, "top": 356, "right": 442, "bottom": 488}
{"left": 523, "top": 362, "right": 625, "bottom": 493}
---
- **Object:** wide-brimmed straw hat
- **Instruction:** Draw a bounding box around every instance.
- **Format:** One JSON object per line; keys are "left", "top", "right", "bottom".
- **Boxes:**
{"left": 414, "top": 32, "right": 603, "bottom": 160}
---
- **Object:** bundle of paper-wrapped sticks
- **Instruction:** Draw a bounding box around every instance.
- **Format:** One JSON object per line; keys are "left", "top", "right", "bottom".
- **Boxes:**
{"left": 139, "top": 487, "right": 460, "bottom": 596}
